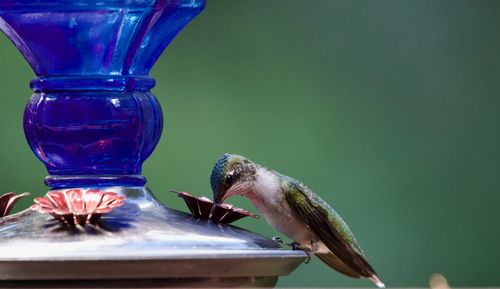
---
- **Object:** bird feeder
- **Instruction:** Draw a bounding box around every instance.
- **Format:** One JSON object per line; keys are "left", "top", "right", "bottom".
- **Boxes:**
{"left": 0, "top": 1, "right": 306, "bottom": 287}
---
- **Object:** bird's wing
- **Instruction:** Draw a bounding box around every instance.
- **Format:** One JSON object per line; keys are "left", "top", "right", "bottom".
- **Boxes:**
{"left": 284, "top": 181, "right": 379, "bottom": 279}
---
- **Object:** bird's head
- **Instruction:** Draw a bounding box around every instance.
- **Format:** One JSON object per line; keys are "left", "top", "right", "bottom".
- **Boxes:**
{"left": 210, "top": 153, "right": 257, "bottom": 210}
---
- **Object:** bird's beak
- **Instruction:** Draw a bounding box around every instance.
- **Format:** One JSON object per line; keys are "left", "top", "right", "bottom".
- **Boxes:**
{"left": 209, "top": 193, "right": 223, "bottom": 220}
{"left": 209, "top": 203, "right": 218, "bottom": 220}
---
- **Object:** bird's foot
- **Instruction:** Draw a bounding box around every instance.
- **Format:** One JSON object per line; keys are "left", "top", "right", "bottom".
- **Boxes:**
{"left": 294, "top": 240, "right": 318, "bottom": 264}
{"left": 272, "top": 236, "right": 295, "bottom": 247}
{"left": 290, "top": 241, "right": 313, "bottom": 264}
{"left": 289, "top": 241, "right": 302, "bottom": 250}
{"left": 272, "top": 236, "right": 284, "bottom": 244}
{"left": 272, "top": 236, "right": 313, "bottom": 264}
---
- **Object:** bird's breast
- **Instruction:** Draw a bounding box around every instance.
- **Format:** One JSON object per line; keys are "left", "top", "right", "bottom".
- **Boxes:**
{"left": 251, "top": 193, "right": 326, "bottom": 252}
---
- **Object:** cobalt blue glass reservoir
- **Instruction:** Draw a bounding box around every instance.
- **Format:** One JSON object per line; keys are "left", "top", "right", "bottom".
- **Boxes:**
{"left": 0, "top": 0, "right": 205, "bottom": 188}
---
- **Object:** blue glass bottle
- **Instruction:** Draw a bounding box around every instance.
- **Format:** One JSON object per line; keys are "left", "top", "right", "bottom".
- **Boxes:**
{"left": 0, "top": 0, "right": 205, "bottom": 188}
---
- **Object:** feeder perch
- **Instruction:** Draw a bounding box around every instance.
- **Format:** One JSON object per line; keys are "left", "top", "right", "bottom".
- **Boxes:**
{"left": 174, "top": 190, "right": 259, "bottom": 223}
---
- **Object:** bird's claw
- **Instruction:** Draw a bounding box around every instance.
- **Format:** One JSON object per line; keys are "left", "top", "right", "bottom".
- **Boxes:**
{"left": 272, "top": 236, "right": 295, "bottom": 247}
{"left": 290, "top": 242, "right": 311, "bottom": 263}
{"left": 304, "top": 252, "right": 311, "bottom": 264}
{"left": 289, "top": 241, "right": 300, "bottom": 250}
{"left": 272, "top": 237, "right": 312, "bottom": 264}
{"left": 272, "top": 236, "right": 284, "bottom": 243}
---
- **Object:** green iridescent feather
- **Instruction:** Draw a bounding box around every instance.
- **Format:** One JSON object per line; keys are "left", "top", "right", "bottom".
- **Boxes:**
{"left": 282, "top": 176, "right": 378, "bottom": 279}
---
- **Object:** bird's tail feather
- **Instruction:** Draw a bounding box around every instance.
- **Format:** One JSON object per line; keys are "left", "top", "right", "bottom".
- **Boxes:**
{"left": 369, "top": 274, "right": 385, "bottom": 288}
{"left": 316, "top": 253, "right": 385, "bottom": 288}
{"left": 316, "top": 253, "right": 361, "bottom": 278}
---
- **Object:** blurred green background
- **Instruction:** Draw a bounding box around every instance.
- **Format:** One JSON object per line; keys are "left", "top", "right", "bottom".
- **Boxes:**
{"left": 1, "top": 0, "right": 499, "bottom": 287}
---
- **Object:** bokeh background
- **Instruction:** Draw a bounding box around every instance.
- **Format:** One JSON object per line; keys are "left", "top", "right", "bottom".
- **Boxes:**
{"left": 0, "top": 0, "right": 499, "bottom": 287}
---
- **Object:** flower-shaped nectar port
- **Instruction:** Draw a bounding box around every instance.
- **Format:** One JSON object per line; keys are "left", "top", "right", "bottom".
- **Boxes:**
{"left": 173, "top": 191, "right": 259, "bottom": 224}
{"left": 31, "top": 189, "right": 125, "bottom": 227}
{"left": 0, "top": 192, "right": 29, "bottom": 217}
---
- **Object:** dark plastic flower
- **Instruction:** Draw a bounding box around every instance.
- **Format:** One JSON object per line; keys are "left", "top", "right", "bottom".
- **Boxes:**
{"left": 0, "top": 192, "right": 29, "bottom": 217}
{"left": 173, "top": 191, "right": 259, "bottom": 224}
{"left": 31, "top": 189, "right": 125, "bottom": 227}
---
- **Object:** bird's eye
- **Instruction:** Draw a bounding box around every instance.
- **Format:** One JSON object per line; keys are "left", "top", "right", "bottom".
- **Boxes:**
{"left": 225, "top": 174, "right": 234, "bottom": 187}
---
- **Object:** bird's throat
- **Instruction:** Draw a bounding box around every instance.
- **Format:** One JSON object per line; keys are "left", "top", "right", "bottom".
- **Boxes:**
{"left": 254, "top": 168, "right": 281, "bottom": 198}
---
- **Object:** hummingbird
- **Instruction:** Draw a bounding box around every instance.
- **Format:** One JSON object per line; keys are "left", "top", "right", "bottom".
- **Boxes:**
{"left": 210, "top": 153, "right": 385, "bottom": 288}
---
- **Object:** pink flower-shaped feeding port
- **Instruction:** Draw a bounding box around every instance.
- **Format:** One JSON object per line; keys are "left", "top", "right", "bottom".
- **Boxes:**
{"left": 0, "top": 192, "right": 29, "bottom": 217}
{"left": 173, "top": 191, "right": 259, "bottom": 224}
{"left": 31, "top": 189, "right": 125, "bottom": 227}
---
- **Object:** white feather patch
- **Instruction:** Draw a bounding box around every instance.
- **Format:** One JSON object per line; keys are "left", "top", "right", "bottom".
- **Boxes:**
{"left": 253, "top": 168, "right": 281, "bottom": 202}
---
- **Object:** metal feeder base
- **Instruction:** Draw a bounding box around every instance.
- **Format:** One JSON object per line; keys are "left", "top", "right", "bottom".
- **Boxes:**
{"left": 0, "top": 187, "right": 306, "bottom": 288}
